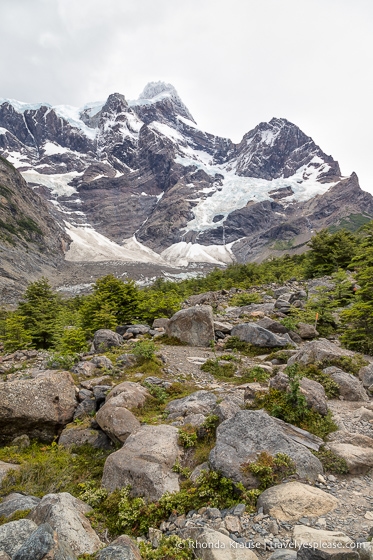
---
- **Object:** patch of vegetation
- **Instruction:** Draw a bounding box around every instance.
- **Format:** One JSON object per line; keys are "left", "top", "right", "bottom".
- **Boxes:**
{"left": 285, "top": 363, "right": 340, "bottom": 399}
{"left": 320, "top": 354, "right": 367, "bottom": 376}
{"left": 0, "top": 442, "right": 111, "bottom": 498}
{"left": 133, "top": 382, "right": 195, "bottom": 424}
{"left": 16, "top": 216, "right": 43, "bottom": 236}
{"left": 46, "top": 351, "right": 80, "bottom": 370}
{"left": 312, "top": 447, "right": 349, "bottom": 474}
{"left": 133, "top": 339, "right": 156, "bottom": 361}
{"left": 329, "top": 213, "right": 372, "bottom": 234}
{"left": 139, "top": 536, "right": 195, "bottom": 560}
{"left": 242, "top": 366, "right": 271, "bottom": 383}
{"left": 267, "top": 349, "right": 292, "bottom": 363}
{"left": 178, "top": 425, "right": 198, "bottom": 448}
{"left": 0, "top": 509, "right": 31, "bottom": 526}
{"left": 201, "top": 357, "right": 236, "bottom": 379}
{"left": 229, "top": 292, "right": 262, "bottom": 307}
{"left": 241, "top": 451, "right": 296, "bottom": 490}
{"left": 156, "top": 334, "right": 187, "bottom": 346}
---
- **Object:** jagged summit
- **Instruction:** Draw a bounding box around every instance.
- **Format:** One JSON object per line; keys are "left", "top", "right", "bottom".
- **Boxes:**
{"left": 138, "top": 81, "right": 178, "bottom": 100}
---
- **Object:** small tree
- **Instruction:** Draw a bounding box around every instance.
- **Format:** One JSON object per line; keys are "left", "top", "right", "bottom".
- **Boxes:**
{"left": 3, "top": 313, "right": 33, "bottom": 352}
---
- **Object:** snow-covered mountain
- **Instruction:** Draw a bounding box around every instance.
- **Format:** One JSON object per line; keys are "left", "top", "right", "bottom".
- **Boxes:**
{"left": 1, "top": 81, "right": 372, "bottom": 270}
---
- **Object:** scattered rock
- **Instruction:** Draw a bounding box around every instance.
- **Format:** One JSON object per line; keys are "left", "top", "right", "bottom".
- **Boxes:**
{"left": 96, "top": 402, "right": 141, "bottom": 444}
{"left": 257, "top": 481, "right": 339, "bottom": 521}
{"left": 287, "top": 339, "right": 354, "bottom": 366}
{"left": 166, "top": 305, "right": 215, "bottom": 347}
{"left": 105, "top": 382, "right": 150, "bottom": 410}
{"left": 92, "top": 329, "right": 123, "bottom": 352}
{"left": 182, "top": 527, "right": 259, "bottom": 559}
{"left": 0, "top": 493, "right": 40, "bottom": 518}
{"left": 0, "top": 519, "right": 38, "bottom": 558}
{"left": 231, "top": 323, "right": 294, "bottom": 348}
{"left": 213, "top": 321, "right": 233, "bottom": 334}
{"left": 58, "top": 425, "right": 113, "bottom": 449}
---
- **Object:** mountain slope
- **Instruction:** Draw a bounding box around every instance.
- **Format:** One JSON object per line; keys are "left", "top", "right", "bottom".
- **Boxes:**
{"left": 0, "top": 81, "right": 372, "bottom": 271}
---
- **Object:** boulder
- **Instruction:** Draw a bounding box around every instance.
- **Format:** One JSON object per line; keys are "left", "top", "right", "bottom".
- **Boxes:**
{"left": 29, "top": 492, "right": 102, "bottom": 555}
{"left": 105, "top": 382, "right": 150, "bottom": 410}
{"left": 91, "top": 356, "right": 113, "bottom": 370}
{"left": 268, "top": 551, "right": 297, "bottom": 560}
{"left": 257, "top": 318, "right": 289, "bottom": 334}
{"left": 256, "top": 481, "right": 338, "bottom": 521}
{"left": 166, "top": 305, "right": 215, "bottom": 347}
{"left": 209, "top": 410, "right": 323, "bottom": 488}
{"left": 12, "top": 523, "right": 77, "bottom": 560}
{"left": 97, "top": 535, "right": 142, "bottom": 560}
{"left": 72, "top": 361, "right": 97, "bottom": 377}
{"left": 327, "top": 443, "right": 373, "bottom": 474}
{"left": 230, "top": 323, "right": 294, "bottom": 348}
{"left": 101, "top": 424, "right": 180, "bottom": 500}
{"left": 58, "top": 426, "right": 113, "bottom": 450}
{"left": 96, "top": 402, "right": 140, "bottom": 444}
{"left": 287, "top": 339, "right": 354, "bottom": 366}
{"left": 0, "top": 371, "right": 78, "bottom": 443}
{"left": 213, "top": 321, "right": 233, "bottom": 334}
{"left": 0, "top": 519, "right": 38, "bottom": 558}
{"left": 359, "top": 363, "right": 373, "bottom": 389}
{"left": 297, "top": 323, "right": 319, "bottom": 339}
{"left": 269, "top": 373, "right": 328, "bottom": 416}
{"left": 73, "top": 398, "right": 96, "bottom": 420}
{"left": 126, "top": 324, "right": 150, "bottom": 335}
{"left": 152, "top": 318, "right": 169, "bottom": 329}
{"left": 182, "top": 527, "right": 259, "bottom": 559}
{"left": 80, "top": 375, "right": 112, "bottom": 390}
{"left": 0, "top": 493, "right": 40, "bottom": 518}
{"left": 92, "top": 329, "right": 123, "bottom": 352}
{"left": 0, "top": 552, "right": 10, "bottom": 560}
{"left": 293, "top": 526, "right": 358, "bottom": 560}
{"left": 324, "top": 368, "right": 369, "bottom": 401}
{"left": 213, "top": 397, "right": 242, "bottom": 422}
{"left": 327, "top": 430, "right": 373, "bottom": 449}
{"left": 0, "top": 461, "right": 20, "bottom": 486}
{"left": 165, "top": 391, "right": 217, "bottom": 420}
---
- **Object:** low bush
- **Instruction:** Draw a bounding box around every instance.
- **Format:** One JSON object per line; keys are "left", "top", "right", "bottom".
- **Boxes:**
{"left": 312, "top": 447, "right": 349, "bottom": 474}
{"left": 229, "top": 292, "right": 262, "bottom": 307}
{"left": 241, "top": 451, "right": 296, "bottom": 490}
{"left": 201, "top": 358, "right": 235, "bottom": 379}
{"left": 285, "top": 363, "right": 340, "bottom": 399}
{"left": 242, "top": 366, "right": 270, "bottom": 383}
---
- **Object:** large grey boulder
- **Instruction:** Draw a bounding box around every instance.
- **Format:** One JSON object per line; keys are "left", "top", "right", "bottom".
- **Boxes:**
{"left": 102, "top": 424, "right": 181, "bottom": 500}
{"left": 359, "top": 363, "right": 373, "bottom": 389}
{"left": 58, "top": 425, "right": 112, "bottom": 450}
{"left": 269, "top": 372, "right": 328, "bottom": 416}
{"left": 165, "top": 391, "right": 217, "bottom": 420}
{"left": 287, "top": 338, "right": 354, "bottom": 366}
{"left": 105, "top": 382, "right": 150, "bottom": 410}
{"left": 209, "top": 410, "right": 323, "bottom": 488}
{"left": 257, "top": 481, "right": 338, "bottom": 521}
{"left": 166, "top": 305, "right": 215, "bottom": 347}
{"left": 231, "top": 323, "right": 294, "bottom": 348}
{"left": 96, "top": 401, "right": 140, "bottom": 444}
{"left": 323, "top": 367, "right": 369, "bottom": 401}
{"left": 97, "top": 535, "right": 142, "bottom": 560}
{"left": 294, "top": 526, "right": 358, "bottom": 560}
{"left": 0, "top": 493, "right": 40, "bottom": 518}
{"left": 29, "top": 492, "right": 102, "bottom": 556}
{"left": 0, "top": 519, "right": 38, "bottom": 558}
{"left": 92, "top": 329, "right": 123, "bottom": 352}
{"left": 12, "top": 523, "right": 77, "bottom": 560}
{"left": 327, "top": 442, "right": 373, "bottom": 474}
{"left": 0, "top": 371, "right": 78, "bottom": 443}
{"left": 297, "top": 322, "right": 319, "bottom": 339}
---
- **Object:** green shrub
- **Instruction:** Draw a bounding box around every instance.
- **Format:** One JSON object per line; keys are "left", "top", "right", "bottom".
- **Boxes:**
{"left": 312, "top": 447, "right": 349, "bottom": 474}
{"left": 178, "top": 426, "right": 198, "bottom": 448}
{"left": 242, "top": 366, "right": 270, "bottom": 383}
{"left": 46, "top": 352, "right": 80, "bottom": 370}
{"left": 201, "top": 358, "right": 235, "bottom": 379}
{"left": 140, "top": 536, "right": 194, "bottom": 560}
{"left": 285, "top": 363, "right": 340, "bottom": 399}
{"left": 241, "top": 452, "right": 296, "bottom": 490}
{"left": 133, "top": 339, "right": 156, "bottom": 361}
{"left": 1, "top": 313, "right": 32, "bottom": 352}
{"left": 230, "top": 292, "right": 262, "bottom": 306}
{"left": 320, "top": 354, "right": 367, "bottom": 375}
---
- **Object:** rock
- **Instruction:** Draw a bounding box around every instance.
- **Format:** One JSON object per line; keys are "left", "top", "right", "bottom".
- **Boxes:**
{"left": 96, "top": 401, "right": 140, "bottom": 444}
{"left": 213, "top": 321, "right": 233, "bottom": 334}
{"left": 58, "top": 426, "right": 113, "bottom": 449}
{"left": 0, "top": 371, "right": 78, "bottom": 443}
{"left": 165, "top": 391, "right": 217, "bottom": 420}
{"left": 166, "top": 305, "right": 215, "bottom": 347}
{"left": 287, "top": 339, "right": 354, "bottom": 366}
{"left": 293, "top": 526, "right": 358, "bottom": 560}
{"left": 269, "top": 373, "right": 328, "bottom": 415}
{"left": 182, "top": 413, "right": 207, "bottom": 427}
{"left": 93, "top": 385, "right": 112, "bottom": 406}
{"left": 359, "top": 363, "right": 373, "bottom": 389}
{"left": 73, "top": 398, "right": 96, "bottom": 420}
{"left": 80, "top": 376, "right": 112, "bottom": 390}
{"left": 190, "top": 462, "right": 210, "bottom": 482}
{"left": 182, "top": 527, "right": 259, "bottom": 559}
{"left": 126, "top": 324, "right": 150, "bottom": 336}
{"left": 275, "top": 298, "right": 292, "bottom": 313}
{"left": 359, "top": 543, "right": 373, "bottom": 560}
{"left": 297, "top": 323, "right": 319, "bottom": 339}
{"left": 105, "top": 382, "right": 150, "bottom": 410}
{"left": 12, "top": 523, "right": 77, "bottom": 560}
{"left": 213, "top": 397, "right": 242, "bottom": 422}
{"left": 257, "top": 318, "right": 289, "bottom": 334}
{"left": 224, "top": 514, "right": 242, "bottom": 533}
{"left": 257, "top": 481, "right": 338, "bottom": 521}
{"left": 72, "top": 361, "right": 97, "bottom": 377}
{"left": 116, "top": 354, "right": 137, "bottom": 368}
{"left": 325, "top": 369, "right": 369, "bottom": 401}
{"left": 10, "top": 435, "right": 30, "bottom": 449}
{"left": 231, "top": 323, "right": 294, "bottom": 348}
{"left": 0, "top": 493, "right": 40, "bottom": 518}
{"left": 29, "top": 492, "right": 102, "bottom": 555}
{"left": 272, "top": 418, "right": 323, "bottom": 451}
{"left": 101, "top": 424, "right": 180, "bottom": 500}
{"left": 327, "top": 430, "right": 373, "bottom": 448}
{"left": 93, "top": 329, "right": 123, "bottom": 352}
{"left": 0, "top": 519, "right": 38, "bottom": 558}
{"left": 327, "top": 443, "right": 373, "bottom": 474}
{"left": 268, "top": 550, "right": 297, "bottom": 560}
{"left": 0, "top": 461, "right": 20, "bottom": 486}
{"left": 91, "top": 356, "right": 113, "bottom": 370}
{"left": 209, "top": 410, "right": 323, "bottom": 488}
{"left": 97, "top": 535, "right": 142, "bottom": 560}
{"left": 0, "top": 552, "right": 10, "bottom": 560}
{"left": 243, "top": 383, "right": 270, "bottom": 406}
{"left": 152, "top": 318, "right": 169, "bottom": 329}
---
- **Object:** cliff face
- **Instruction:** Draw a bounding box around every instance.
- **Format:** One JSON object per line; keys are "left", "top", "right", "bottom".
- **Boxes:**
{"left": 0, "top": 81, "right": 372, "bottom": 274}
{"left": 0, "top": 157, "right": 67, "bottom": 301}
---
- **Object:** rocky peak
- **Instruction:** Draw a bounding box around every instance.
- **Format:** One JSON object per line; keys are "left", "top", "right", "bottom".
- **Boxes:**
{"left": 234, "top": 117, "right": 341, "bottom": 181}
{"left": 134, "top": 81, "right": 196, "bottom": 125}
{"left": 101, "top": 92, "right": 129, "bottom": 116}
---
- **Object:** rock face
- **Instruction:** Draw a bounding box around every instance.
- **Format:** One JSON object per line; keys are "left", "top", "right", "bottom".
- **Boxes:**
{"left": 29, "top": 492, "right": 102, "bottom": 555}
{"left": 324, "top": 368, "right": 369, "bottom": 401}
{"left": 0, "top": 519, "right": 38, "bottom": 558}
{"left": 231, "top": 323, "right": 294, "bottom": 348}
{"left": 166, "top": 305, "right": 215, "bottom": 347}
{"left": 209, "top": 410, "right": 323, "bottom": 487}
{"left": 0, "top": 371, "right": 78, "bottom": 443}
{"left": 101, "top": 424, "right": 181, "bottom": 500}
{"left": 257, "top": 481, "right": 339, "bottom": 521}
{"left": 12, "top": 523, "right": 76, "bottom": 560}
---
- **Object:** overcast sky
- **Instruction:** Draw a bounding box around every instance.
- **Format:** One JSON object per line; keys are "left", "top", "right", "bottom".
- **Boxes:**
{"left": 1, "top": 0, "right": 372, "bottom": 192}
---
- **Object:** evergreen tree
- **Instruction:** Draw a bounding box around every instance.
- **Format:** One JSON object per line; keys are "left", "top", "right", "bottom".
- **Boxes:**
{"left": 304, "top": 229, "right": 358, "bottom": 277}
{"left": 3, "top": 313, "right": 32, "bottom": 352}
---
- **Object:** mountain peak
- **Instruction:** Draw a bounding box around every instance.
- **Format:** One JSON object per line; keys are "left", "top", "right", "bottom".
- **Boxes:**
{"left": 139, "top": 81, "right": 178, "bottom": 101}
{"left": 135, "top": 81, "right": 195, "bottom": 124}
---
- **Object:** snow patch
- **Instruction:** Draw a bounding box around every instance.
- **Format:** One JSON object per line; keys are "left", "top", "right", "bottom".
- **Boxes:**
{"left": 21, "top": 170, "right": 80, "bottom": 196}
{"left": 161, "top": 241, "right": 234, "bottom": 267}
{"left": 43, "top": 142, "right": 69, "bottom": 156}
